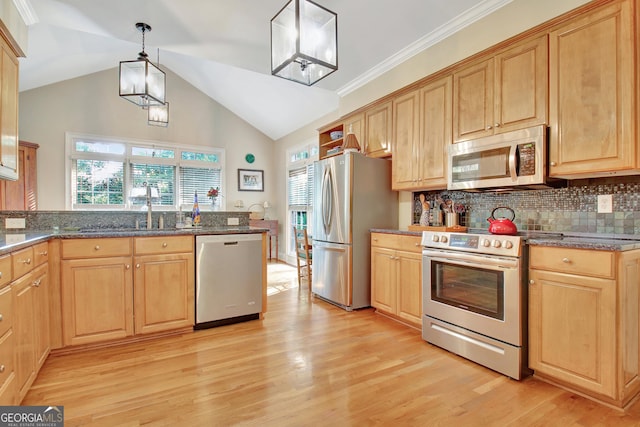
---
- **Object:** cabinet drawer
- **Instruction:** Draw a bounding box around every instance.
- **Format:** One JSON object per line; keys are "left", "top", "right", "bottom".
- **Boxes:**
{"left": 32, "top": 242, "right": 49, "bottom": 267}
{"left": 249, "top": 220, "right": 277, "bottom": 235}
{"left": 62, "top": 238, "right": 132, "bottom": 259}
{"left": 134, "top": 236, "right": 193, "bottom": 255}
{"left": 529, "top": 246, "right": 615, "bottom": 279}
{"left": 0, "top": 330, "right": 13, "bottom": 396}
{"left": 0, "top": 256, "right": 11, "bottom": 287}
{"left": 11, "top": 247, "right": 33, "bottom": 279}
{"left": 0, "top": 286, "right": 11, "bottom": 337}
{"left": 371, "top": 233, "right": 422, "bottom": 253}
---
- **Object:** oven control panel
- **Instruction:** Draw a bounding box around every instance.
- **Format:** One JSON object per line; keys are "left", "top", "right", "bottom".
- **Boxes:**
{"left": 421, "top": 231, "right": 521, "bottom": 257}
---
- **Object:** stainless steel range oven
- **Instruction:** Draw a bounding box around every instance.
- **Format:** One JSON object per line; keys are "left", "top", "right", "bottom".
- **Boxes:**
{"left": 421, "top": 231, "right": 530, "bottom": 380}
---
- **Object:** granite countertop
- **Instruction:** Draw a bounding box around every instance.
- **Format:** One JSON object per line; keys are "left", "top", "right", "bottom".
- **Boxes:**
{"left": 371, "top": 228, "right": 422, "bottom": 237}
{"left": 371, "top": 228, "right": 640, "bottom": 252}
{"left": 0, "top": 226, "right": 268, "bottom": 255}
{"left": 525, "top": 236, "right": 640, "bottom": 251}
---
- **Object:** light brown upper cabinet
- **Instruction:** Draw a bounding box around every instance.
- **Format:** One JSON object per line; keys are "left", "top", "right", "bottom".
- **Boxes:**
{"left": 364, "top": 100, "right": 392, "bottom": 158}
{"left": 392, "top": 75, "right": 451, "bottom": 191}
{"left": 453, "top": 35, "right": 548, "bottom": 142}
{"left": 0, "top": 34, "right": 18, "bottom": 180}
{"left": 548, "top": 0, "right": 638, "bottom": 178}
{"left": 1, "top": 141, "right": 38, "bottom": 210}
{"left": 343, "top": 112, "right": 364, "bottom": 148}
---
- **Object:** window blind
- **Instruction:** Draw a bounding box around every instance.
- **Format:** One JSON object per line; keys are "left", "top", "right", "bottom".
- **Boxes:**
{"left": 180, "top": 166, "right": 222, "bottom": 205}
{"left": 287, "top": 164, "right": 313, "bottom": 209}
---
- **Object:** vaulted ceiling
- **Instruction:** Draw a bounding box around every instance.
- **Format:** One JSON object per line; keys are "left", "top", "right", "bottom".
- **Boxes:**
{"left": 18, "top": 0, "right": 513, "bottom": 140}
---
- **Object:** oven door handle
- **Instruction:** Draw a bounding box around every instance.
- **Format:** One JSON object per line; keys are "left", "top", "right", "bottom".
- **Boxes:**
{"left": 423, "top": 249, "right": 519, "bottom": 269}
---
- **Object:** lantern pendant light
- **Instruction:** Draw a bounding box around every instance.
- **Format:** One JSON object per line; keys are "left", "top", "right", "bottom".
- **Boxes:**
{"left": 271, "top": 0, "right": 338, "bottom": 86}
{"left": 148, "top": 102, "right": 169, "bottom": 127}
{"left": 119, "top": 22, "right": 166, "bottom": 107}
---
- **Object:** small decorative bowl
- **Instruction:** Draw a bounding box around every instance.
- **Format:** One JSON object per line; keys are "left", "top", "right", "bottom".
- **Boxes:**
{"left": 330, "top": 131, "right": 343, "bottom": 140}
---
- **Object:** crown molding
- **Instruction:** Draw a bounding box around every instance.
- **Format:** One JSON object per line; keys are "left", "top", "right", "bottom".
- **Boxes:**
{"left": 337, "top": 0, "right": 513, "bottom": 97}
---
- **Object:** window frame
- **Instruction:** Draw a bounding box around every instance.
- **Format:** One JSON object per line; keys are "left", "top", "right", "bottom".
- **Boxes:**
{"left": 286, "top": 140, "right": 317, "bottom": 258}
{"left": 65, "top": 132, "right": 225, "bottom": 211}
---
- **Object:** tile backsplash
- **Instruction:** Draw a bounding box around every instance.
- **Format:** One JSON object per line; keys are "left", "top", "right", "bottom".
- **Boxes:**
{"left": 414, "top": 179, "right": 640, "bottom": 237}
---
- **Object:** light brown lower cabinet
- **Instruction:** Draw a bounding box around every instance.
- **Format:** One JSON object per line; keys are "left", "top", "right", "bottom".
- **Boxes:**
{"left": 61, "top": 236, "right": 194, "bottom": 347}
{"left": 14, "top": 242, "right": 49, "bottom": 403}
{"left": 529, "top": 246, "right": 640, "bottom": 408}
{"left": 61, "top": 255, "right": 134, "bottom": 346}
{"left": 371, "top": 233, "right": 422, "bottom": 328}
{"left": 133, "top": 236, "right": 194, "bottom": 335}
{"left": 0, "top": 280, "right": 15, "bottom": 405}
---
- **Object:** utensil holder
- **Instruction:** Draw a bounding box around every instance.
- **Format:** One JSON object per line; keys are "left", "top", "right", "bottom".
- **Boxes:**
{"left": 430, "top": 209, "right": 443, "bottom": 227}
{"left": 445, "top": 213, "right": 459, "bottom": 227}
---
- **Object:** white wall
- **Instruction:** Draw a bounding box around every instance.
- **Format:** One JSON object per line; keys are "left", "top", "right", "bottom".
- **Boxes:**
{"left": 275, "top": 0, "right": 591, "bottom": 231}
{"left": 19, "top": 67, "right": 277, "bottom": 213}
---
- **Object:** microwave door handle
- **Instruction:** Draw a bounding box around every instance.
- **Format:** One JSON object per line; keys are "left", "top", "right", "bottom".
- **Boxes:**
{"left": 508, "top": 144, "right": 518, "bottom": 182}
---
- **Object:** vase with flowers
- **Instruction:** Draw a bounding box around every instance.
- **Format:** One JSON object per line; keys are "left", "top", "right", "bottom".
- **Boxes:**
{"left": 207, "top": 187, "right": 219, "bottom": 209}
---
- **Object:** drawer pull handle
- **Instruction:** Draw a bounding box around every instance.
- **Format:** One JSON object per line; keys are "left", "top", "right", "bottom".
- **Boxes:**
{"left": 33, "top": 279, "right": 41, "bottom": 287}
{"left": 562, "top": 257, "right": 571, "bottom": 263}
{"left": 136, "top": 263, "right": 141, "bottom": 269}
{"left": 0, "top": 365, "right": 5, "bottom": 373}
{"left": 162, "top": 242, "right": 168, "bottom": 248}
{"left": 415, "top": 243, "right": 420, "bottom": 246}
{"left": 95, "top": 245, "right": 100, "bottom": 251}
{"left": 22, "top": 258, "right": 31, "bottom": 265}
{"left": 0, "top": 314, "right": 3, "bottom": 321}
{"left": 39, "top": 251, "right": 48, "bottom": 256}
{"left": 0, "top": 272, "right": 2, "bottom": 279}
{"left": 529, "top": 279, "right": 535, "bottom": 285}
{"left": 126, "top": 264, "right": 131, "bottom": 270}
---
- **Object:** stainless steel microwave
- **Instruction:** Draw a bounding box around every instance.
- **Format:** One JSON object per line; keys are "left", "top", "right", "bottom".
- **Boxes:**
{"left": 447, "top": 125, "right": 562, "bottom": 191}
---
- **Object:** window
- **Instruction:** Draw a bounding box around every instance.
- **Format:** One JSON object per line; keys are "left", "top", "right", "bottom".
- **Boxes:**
{"left": 286, "top": 142, "right": 317, "bottom": 256}
{"left": 66, "top": 133, "right": 224, "bottom": 210}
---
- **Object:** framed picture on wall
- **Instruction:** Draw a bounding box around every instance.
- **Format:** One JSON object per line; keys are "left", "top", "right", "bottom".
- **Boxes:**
{"left": 238, "top": 169, "right": 264, "bottom": 191}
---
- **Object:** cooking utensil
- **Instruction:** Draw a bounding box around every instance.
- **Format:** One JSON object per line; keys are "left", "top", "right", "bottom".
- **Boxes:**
{"left": 487, "top": 206, "right": 517, "bottom": 235}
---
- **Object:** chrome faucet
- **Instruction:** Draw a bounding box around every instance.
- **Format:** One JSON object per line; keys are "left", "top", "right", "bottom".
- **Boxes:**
{"left": 145, "top": 182, "right": 152, "bottom": 229}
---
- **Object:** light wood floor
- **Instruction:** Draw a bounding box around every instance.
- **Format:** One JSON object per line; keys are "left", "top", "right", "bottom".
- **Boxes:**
{"left": 24, "top": 262, "right": 640, "bottom": 426}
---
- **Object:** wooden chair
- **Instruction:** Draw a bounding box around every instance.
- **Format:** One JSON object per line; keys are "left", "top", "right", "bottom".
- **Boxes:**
{"left": 293, "top": 226, "right": 312, "bottom": 294}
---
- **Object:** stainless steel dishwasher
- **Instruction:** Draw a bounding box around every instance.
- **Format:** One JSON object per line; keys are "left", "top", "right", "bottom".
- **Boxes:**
{"left": 195, "top": 234, "right": 263, "bottom": 329}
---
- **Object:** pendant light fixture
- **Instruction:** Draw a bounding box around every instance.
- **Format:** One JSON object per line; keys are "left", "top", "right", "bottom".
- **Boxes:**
{"left": 119, "top": 22, "right": 166, "bottom": 107}
{"left": 148, "top": 102, "right": 169, "bottom": 127}
{"left": 271, "top": 0, "right": 338, "bottom": 86}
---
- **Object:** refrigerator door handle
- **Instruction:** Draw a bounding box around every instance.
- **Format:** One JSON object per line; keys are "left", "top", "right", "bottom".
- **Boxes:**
{"left": 322, "top": 166, "right": 333, "bottom": 235}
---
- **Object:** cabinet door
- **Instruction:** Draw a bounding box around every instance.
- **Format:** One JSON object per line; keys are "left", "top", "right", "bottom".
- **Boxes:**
{"left": 548, "top": 0, "right": 635, "bottom": 177}
{"left": 3, "top": 143, "right": 38, "bottom": 210}
{"left": 396, "top": 250, "right": 422, "bottom": 326}
{"left": 364, "top": 101, "right": 392, "bottom": 157}
{"left": 343, "top": 113, "right": 364, "bottom": 147}
{"left": 61, "top": 257, "right": 133, "bottom": 346}
{"left": 0, "top": 37, "right": 18, "bottom": 181}
{"left": 371, "top": 247, "right": 396, "bottom": 313}
{"left": 495, "top": 35, "right": 547, "bottom": 133}
{"left": 419, "top": 75, "right": 451, "bottom": 190}
{"left": 529, "top": 269, "right": 616, "bottom": 398}
{"left": 392, "top": 89, "right": 420, "bottom": 189}
{"left": 133, "top": 253, "right": 194, "bottom": 335}
{"left": 453, "top": 58, "right": 494, "bottom": 142}
{"left": 13, "top": 272, "right": 35, "bottom": 401}
{"left": 32, "top": 264, "right": 49, "bottom": 370}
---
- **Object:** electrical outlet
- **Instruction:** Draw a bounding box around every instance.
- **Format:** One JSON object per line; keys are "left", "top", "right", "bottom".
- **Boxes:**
{"left": 227, "top": 217, "right": 239, "bottom": 226}
{"left": 597, "top": 194, "right": 613, "bottom": 213}
{"left": 5, "top": 218, "right": 26, "bottom": 229}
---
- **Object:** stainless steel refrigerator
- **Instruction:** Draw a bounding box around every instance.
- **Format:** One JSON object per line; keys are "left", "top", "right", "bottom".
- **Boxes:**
{"left": 312, "top": 152, "right": 398, "bottom": 310}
